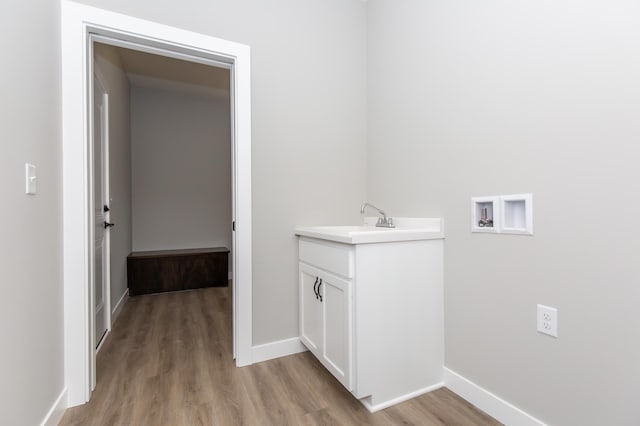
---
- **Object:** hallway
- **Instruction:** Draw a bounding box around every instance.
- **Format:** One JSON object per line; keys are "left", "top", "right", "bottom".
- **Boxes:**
{"left": 60, "top": 287, "right": 499, "bottom": 425}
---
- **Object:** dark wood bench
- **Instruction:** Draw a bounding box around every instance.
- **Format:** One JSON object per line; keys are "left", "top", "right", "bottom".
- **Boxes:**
{"left": 127, "top": 247, "right": 229, "bottom": 296}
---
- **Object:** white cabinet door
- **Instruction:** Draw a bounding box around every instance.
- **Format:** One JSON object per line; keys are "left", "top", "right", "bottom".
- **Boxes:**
{"left": 320, "top": 272, "right": 352, "bottom": 391}
{"left": 299, "top": 263, "right": 323, "bottom": 357}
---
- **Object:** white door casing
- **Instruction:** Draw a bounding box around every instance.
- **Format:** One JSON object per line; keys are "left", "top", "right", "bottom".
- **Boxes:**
{"left": 62, "top": 0, "right": 253, "bottom": 407}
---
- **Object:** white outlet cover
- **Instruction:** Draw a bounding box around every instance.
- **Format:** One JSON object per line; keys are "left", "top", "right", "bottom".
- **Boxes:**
{"left": 537, "top": 304, "right": 558, "bottom": 338}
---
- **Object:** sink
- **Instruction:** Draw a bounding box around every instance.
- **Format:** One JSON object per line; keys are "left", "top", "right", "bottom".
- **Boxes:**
{"left": 295, "top": 218, "right": 443, "bottom": 244}
{"left": 314, "top": 226, "right": 394, "bottom": 233}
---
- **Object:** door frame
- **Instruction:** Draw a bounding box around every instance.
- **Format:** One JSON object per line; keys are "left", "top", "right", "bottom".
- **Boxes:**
{"left": 61, "top": 0, "right": 253, "bottom": 407}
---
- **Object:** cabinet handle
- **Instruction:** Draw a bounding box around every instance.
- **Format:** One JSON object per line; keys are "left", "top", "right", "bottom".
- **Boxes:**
{"left": 313, "top": 277, "right": 319, "bottom": 299}
{"left": 318, "top": 278, "right": 323, "bottom": 302}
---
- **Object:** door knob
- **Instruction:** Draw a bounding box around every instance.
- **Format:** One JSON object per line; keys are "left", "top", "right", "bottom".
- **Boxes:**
{"left": 104, "top": 221, "right": 115, "bottom": 229}
{"left": 103, "top": 205, "right": 110, "bottom": 212}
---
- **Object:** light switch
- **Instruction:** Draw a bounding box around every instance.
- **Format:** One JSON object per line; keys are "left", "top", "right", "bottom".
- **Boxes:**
{"left": 25, "top": 163, "right": 37, "bottom": 195}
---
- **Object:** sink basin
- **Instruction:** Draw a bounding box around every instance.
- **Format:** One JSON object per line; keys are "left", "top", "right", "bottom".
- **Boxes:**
{"left": 313, "top": 226, "right": 394, "bottom": 233}
{"left": 295, "top": 218, "right": 443, "bottom": 244}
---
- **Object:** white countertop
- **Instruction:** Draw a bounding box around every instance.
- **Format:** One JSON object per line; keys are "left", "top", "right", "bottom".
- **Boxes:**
{"left": 295, "top": 218, "right": 444, "bottom": 244}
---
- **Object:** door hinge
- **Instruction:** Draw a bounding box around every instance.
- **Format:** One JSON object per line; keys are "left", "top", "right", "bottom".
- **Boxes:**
{"left": 232, "top": 221, "right": 236, "bottom": 231}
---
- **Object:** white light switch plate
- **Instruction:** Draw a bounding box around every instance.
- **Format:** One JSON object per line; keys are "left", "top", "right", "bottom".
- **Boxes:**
{"left": 25, "top": 163, "right": 37, "bottom": 195}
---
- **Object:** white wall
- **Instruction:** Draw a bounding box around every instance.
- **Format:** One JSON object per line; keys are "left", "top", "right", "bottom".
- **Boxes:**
{"left": 131, "top": 84, "right": 232, "bottom": 256}
{"left": 0, "top": 0, "right": 64, "bottom": 424}
{"left": 94, "top": 43, "right": 132, "bottom": 317}
{"left": 6, "top": 1, "right": 634, "bottom": 424}
{"left": 367, "top": 1, "right": 640, "bottom": 425}
{"left": 75, "top": 0, "right": 368, "bottom": 345}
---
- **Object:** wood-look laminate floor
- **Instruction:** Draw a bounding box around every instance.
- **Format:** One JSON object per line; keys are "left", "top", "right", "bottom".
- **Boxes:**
{"left": 60, "top": 286, "right": 501, "bottom": 426}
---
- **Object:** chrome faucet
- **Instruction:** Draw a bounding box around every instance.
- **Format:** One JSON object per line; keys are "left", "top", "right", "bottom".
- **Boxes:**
{"left": 360, "top": 202, "right": 395, "bottom": 228}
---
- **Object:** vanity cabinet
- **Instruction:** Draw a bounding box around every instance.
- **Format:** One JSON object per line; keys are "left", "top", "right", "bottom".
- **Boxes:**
{"left": 299, "top": 263, "right": 352, "bottom": 390}
{"left": 296, "top": 223, "right": 444, "bottom": 412}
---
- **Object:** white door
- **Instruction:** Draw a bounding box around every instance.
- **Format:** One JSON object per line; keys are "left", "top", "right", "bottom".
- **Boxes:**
{"left": 230, "top": 70, "right": 237, "bottom": 359}
{"left": 93, "top": 76, "right": 110, "bottom": 351}
{"left": 299, "top": 263, "right": 323, "bottom": 356}
{"left": 321, "top": 272, "right": 352, "bottom": 391}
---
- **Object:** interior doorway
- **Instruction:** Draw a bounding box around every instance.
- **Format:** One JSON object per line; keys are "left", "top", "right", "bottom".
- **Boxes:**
{"left": 62, "top": 1, "right": 253, "bottom": 407}
{"left": 91, "top": 38, "right": 235, "bottom": 390}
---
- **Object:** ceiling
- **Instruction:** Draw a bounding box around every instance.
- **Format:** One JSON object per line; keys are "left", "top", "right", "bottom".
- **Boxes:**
{"left": 101, "top": 43, "right": 231, "bottom": 97}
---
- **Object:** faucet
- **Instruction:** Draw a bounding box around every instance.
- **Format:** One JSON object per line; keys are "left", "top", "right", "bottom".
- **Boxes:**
{"left": 360, "top": 202, "right": 395, "bottom": 228}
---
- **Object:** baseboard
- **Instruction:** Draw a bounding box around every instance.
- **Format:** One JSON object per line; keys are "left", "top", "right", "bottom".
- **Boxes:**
{"left": 444, "top": 367, "right": 546, "bottom": 426}
{"left": 111, "top": 288, "right": 128, "bottom": 321}
{"left": 40, "top": 387, "right": 67, "bottom": 426}
{"left": 359, "top": 382, "right": 444, "bottom": 413}
{"left": 252, "top": 337, "right": 308, "bottom": 364}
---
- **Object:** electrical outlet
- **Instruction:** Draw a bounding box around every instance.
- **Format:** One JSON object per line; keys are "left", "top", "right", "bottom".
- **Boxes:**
{"left": 537, "top": 304, "right": 558, "bottom": 337}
